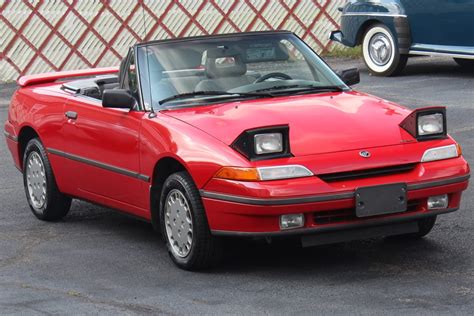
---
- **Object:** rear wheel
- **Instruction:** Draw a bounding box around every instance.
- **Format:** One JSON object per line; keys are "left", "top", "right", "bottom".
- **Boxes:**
{"left": 23, "top": 138, "right": 71, "bottom": 221}
{"left": 454, "top": 58, "right": 474, "bottom": 69}
{"left": 362, "top": 24, "right": 408, "bottom": 76}
{"left": 159, "top": 171, "right": 222, "bottom": 270}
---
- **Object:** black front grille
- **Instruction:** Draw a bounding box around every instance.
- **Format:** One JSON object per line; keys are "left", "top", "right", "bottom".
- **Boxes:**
{"left": 312, "top": 200, "right": 422, "bottom": 225}
{"left": 313, "top": 208, "right": 353, "bottom": 225}
{"left": 318, "top": 163, "right": 417, "bottom": 183}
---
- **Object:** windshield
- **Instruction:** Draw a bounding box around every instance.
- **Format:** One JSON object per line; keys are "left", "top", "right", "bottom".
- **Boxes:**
{"left": 137, "top": 32, "right": 348, "bottom": 109}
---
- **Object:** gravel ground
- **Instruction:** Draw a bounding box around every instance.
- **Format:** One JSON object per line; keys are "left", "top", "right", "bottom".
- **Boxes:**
{"left": 0, "top": 56, "right": 473, "bottom": 315}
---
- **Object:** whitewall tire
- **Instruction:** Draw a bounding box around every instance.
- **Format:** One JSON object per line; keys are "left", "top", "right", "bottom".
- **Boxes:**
{"left": 362, "top": 24, "right": 408, "bottom": 76}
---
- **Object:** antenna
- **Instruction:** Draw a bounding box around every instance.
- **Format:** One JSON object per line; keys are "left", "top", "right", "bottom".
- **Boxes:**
{"left": 141, "top": 3, "right": 156, "bottom": 118}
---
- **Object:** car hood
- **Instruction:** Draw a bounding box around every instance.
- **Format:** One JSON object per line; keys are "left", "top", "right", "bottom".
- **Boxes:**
{"left": 163, "top": 91, "right": 416, "bottom": 157}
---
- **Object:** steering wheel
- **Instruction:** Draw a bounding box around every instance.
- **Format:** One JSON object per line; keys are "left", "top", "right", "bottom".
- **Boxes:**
{"left": 254, "top": 72, "right": 292, "bottom": 83}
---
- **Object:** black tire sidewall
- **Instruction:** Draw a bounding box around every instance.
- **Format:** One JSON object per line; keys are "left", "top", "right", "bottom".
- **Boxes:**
{"left": 23, "top": 139, "right": 51, "bottom": 219}
{"left": 417, "top": 216, "right": 437, "bottom": 237}
{"left": 454, "top": 58, "right": 474, "bottom": 68}
{"left": 23, "top": 138, "right": 70, "bottom": 221}
{"left": 159, "top": 172, "right": 206, "bottom": 268}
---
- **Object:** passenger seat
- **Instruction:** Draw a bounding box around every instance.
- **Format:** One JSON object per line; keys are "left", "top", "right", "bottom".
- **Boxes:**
{"left": 195, "top": 47, "right": 254, "bottom": 92}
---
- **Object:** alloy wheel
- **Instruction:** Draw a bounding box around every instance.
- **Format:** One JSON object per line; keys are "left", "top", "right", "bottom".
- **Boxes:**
{"left": 25, "top": 151, "right": 47, "bottom": 210}
{"left": 164, "top": 189, "right": 194, "bottom": 258}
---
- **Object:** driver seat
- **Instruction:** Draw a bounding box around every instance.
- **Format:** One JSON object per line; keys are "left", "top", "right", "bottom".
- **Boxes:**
{"left": 195, "top": 47, "right": 255, "bottom": 92}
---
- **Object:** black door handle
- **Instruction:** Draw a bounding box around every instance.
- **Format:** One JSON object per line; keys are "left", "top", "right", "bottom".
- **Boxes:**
{"left": 65, "top": 111, "right": 78, "bottom": 120}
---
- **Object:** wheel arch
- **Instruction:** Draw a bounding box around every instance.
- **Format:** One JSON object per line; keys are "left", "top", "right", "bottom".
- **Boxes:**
{"left": 17, "top": 125, "right": 40, "bottom": 171}
{"left": 357, "top": 18, "right": 411, "bottom": 54}
{"left": 355, "top": 19, "right": 383, "bottom": 46}
{"left": 149, "top": 156, "right": 190, "bottom": 231}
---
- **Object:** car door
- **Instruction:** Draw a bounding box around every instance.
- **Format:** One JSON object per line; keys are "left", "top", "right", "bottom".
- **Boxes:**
{"left": 402, "top": 0, "right": 474, "bottom": 47}
{"left": 62, "top": 49, "right": 149, "bottom": 214}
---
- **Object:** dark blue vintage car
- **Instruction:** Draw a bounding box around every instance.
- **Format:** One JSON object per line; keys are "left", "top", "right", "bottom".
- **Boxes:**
{"left": 331, "top": 0, "right": 474, "bottom": 76}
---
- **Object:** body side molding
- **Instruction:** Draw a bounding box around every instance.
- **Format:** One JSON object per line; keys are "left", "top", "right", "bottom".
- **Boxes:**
{"left": 47, "top": 148, "right": 150, "bottom": 182}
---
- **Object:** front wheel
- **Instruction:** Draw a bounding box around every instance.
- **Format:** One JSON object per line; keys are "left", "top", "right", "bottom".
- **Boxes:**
{"left": 159, "top": 172, "right": 222, "bottom": 270}
{"left": 454, "top": 58, "right": 474, "bottom": 69}
{"left": 362, "top": 24, "right": 408, "bottom": 76}
{"left": 414, "top": 216, "right": 437, "bottom": 238}
{"left": 389, "top": 216, "right": 437, "bottom": 240}
{"left": 23, "top": 138, "right": 72, "bottom": 221}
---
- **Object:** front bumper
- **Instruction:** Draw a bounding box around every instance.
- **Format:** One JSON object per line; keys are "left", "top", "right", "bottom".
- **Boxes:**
{"left": 201, "top": 157, "right": 470, "bottom": 238}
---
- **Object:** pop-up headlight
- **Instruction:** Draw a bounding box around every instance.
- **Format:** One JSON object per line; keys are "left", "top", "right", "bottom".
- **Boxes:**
{"left": 400, "top": 107, "right": 447, "bottom": 141}
{"left": 231, "top": 125, "right": 291, "bottom": 160}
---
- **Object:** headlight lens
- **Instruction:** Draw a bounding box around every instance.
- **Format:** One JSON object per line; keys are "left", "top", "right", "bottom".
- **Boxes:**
{"left": 418, "top": 113, "right": 444, "bottom": 136}
{"left": 421, "top": 144, "right": 459, "bottom": 162}
{"left": 254, "top": 133, "right": 283, "bottom": 155}
{"left": 231, "top": 126, "right": 291, "bottom": 160}
{"left": 258, "top": 165, "right": 313, "bottom": 180}
{"left": 399, "top": 107, "right": 447, "bottom": 141}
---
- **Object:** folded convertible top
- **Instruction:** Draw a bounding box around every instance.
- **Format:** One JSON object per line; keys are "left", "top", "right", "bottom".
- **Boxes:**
{"left": 17, "top": 67, "right": 119, "bottom": 87}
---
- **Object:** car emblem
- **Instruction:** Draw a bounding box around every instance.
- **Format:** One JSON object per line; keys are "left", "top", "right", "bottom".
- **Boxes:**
{"left": 359, "top": 150, "right": 371, "bottom": 158}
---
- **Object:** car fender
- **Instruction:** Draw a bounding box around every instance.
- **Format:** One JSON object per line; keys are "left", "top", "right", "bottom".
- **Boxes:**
{"left": 10, "top": 87, "right": 69, "bottom": 163}
{"left": 140, "top": 113, "right": 252, "bottom": 190}
{"left": 336, "top": 0, "right": 411, "bottom": 54}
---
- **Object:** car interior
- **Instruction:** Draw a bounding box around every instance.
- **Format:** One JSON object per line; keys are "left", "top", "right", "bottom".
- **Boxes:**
{"left": 60, "top": 39, "right": 322, "bottom": 105}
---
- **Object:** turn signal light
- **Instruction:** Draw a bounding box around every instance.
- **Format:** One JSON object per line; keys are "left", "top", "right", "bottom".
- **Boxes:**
{"left": 214, "top": 167, "right": 260, "bottom": 181}
{"left": 457, "top": 143, "right": 463, "bottom": 156}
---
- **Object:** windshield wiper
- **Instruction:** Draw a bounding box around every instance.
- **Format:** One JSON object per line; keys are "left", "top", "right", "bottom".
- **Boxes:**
{"left": 159, "top": 90, "right": 273, "bottom": 105}
{"left": 255, "top": 85, "right": 345, "bottom": 94}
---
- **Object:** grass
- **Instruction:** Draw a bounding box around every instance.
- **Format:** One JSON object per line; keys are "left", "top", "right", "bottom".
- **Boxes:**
{"left": 322, "top": 46, "right": 362, "bottom": 59}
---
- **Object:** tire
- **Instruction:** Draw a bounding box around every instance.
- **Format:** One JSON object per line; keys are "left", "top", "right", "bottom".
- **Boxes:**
{"left": 389, "top": 216, "right": 437, "bottom": 240}
{"left": 454, "top": 58, "right": 474, "bottom": 69}
{"left": 23, "top": 138, "right": 72, "bottom": 221}
{"left": 159, "top": 171, "right": 222, "bottom": 270}
{"left": 362, "top": 23, "right": 408, "bottom": 76}
{"left": 413, "top": 216, "right": 437, "bottom": 238}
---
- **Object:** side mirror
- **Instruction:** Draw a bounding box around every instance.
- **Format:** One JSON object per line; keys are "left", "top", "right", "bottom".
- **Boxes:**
{"left": 337, "top": 68, "right": 360, "bottom": 86}
{"left": 102, "top": 89, "right": 136, "bottom": 109}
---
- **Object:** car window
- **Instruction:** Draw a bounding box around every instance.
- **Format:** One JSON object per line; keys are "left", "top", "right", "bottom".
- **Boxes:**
{"left": 121, "top": 49, "right": 139, "bottom": 99}
{"left": 137, "top": 33, "right": 347, "bottom": 109}
{"left": 127, "top": 50, "right": 139, "bottom": 98}
{"left": 246, "top": 40, "right": 315, "bottom": 82}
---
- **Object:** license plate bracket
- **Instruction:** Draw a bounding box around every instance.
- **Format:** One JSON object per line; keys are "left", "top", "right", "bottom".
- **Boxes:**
{"left": 355, "top": 183, "right": 407, "bottom": 218}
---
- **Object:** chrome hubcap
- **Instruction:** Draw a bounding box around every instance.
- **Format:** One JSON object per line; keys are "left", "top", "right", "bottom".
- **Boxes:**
{"left": 369, "top": 33, "right": 392, "bottom": 66}
{"left": 164, "top": 189, "right": 193, "bottom": 258}
{"left": 26, "top": 152, "right": 47, "bottom": 210}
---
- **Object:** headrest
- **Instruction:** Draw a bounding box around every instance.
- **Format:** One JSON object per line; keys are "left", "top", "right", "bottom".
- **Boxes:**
{"left": 205, "top": 47, "right": 247, "bottom": 78}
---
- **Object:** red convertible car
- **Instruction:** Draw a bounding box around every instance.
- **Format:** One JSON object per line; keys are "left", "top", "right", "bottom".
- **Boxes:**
{"left": 4, "top": 31, "right": 470, "bottom": 270}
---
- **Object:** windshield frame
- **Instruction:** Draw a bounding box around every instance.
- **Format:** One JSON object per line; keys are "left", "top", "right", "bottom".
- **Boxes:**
{"left": 135, "top": 31, "right": 350, "bottom": 111}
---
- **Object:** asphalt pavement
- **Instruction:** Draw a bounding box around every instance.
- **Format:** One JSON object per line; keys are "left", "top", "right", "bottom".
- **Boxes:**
{"left": 0, "top": 56, "right": 473, "bottom": 315}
